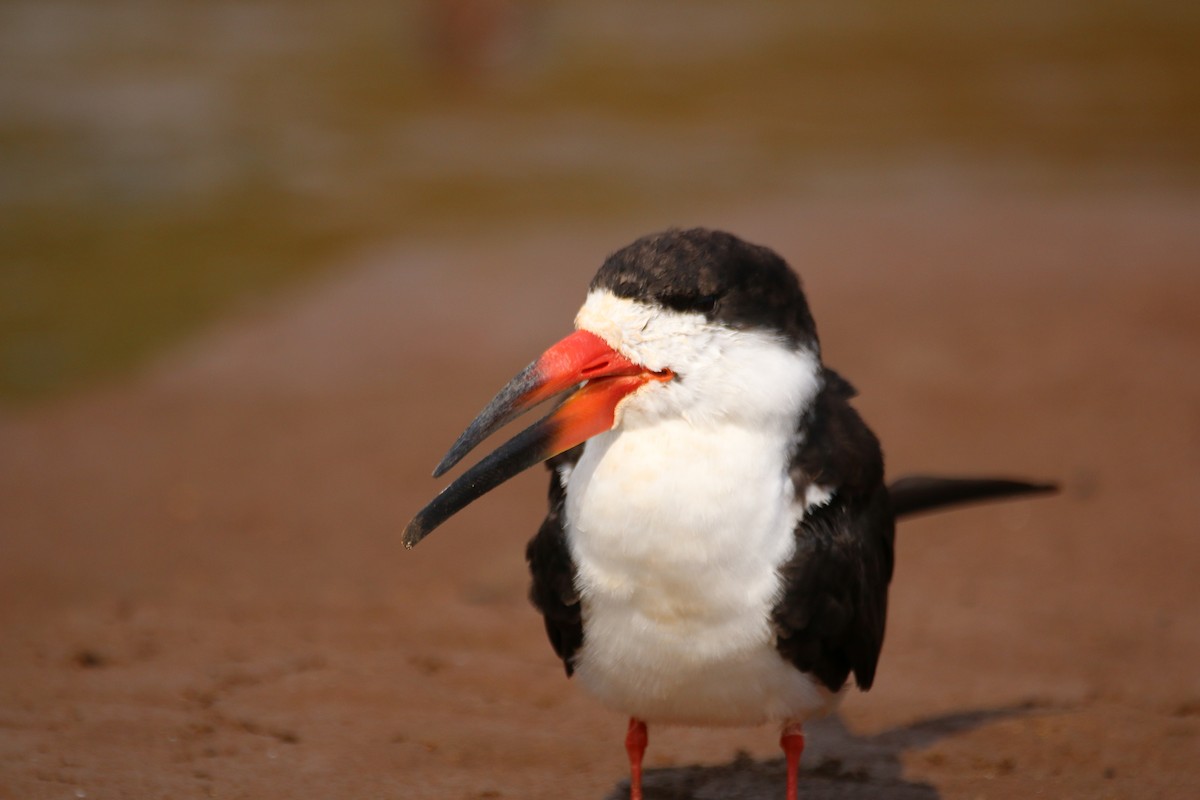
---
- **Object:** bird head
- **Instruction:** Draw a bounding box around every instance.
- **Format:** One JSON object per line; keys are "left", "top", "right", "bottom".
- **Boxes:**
{"left": 403, "top": 228, "right": 822, "bottom": 548}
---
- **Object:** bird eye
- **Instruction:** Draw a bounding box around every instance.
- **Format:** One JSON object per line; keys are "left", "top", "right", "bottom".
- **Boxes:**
{"left": 661, "top": 292, "right": 719, "bottom": 314}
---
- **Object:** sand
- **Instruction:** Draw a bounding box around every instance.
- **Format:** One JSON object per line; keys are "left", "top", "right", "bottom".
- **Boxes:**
{"left": 2, "top": 190, "right": 1199, "bottom": 799}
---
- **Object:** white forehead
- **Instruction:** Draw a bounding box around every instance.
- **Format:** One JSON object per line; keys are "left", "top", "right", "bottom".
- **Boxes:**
{"left": 574, "top": 289, "right": 715, "bottom": 371}
{"left": 573, "top": 289, "right": 821, "bottom": 428}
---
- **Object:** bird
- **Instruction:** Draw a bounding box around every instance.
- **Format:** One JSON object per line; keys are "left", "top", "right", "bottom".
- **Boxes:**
{"left": 403, "top": 228, "right": 1054, "bottom": 800}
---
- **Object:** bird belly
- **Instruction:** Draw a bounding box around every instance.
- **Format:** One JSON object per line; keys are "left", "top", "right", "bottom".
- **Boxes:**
{"left": 575, "top": 606, "right": 836, "bottom": 726}
{"left": 565, "top": 422, "right": 835, "bottom": 726}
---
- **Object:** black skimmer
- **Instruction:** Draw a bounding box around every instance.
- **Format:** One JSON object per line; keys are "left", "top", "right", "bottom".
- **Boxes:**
{"left": 404, "top": 228, "right": 1054, "bottom": 800}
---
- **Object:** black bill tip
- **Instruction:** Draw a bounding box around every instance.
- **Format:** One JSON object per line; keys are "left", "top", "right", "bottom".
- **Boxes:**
{"left": 431, "top": 362, "right": 545, "bottom": 479}
{"left": 404, "top": 411, "right": 559, "bottom": 548}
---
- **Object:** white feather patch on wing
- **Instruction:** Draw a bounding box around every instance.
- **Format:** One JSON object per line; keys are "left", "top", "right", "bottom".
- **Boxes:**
{"left": 803, "top": 484, "right": 836, "bottom": 510}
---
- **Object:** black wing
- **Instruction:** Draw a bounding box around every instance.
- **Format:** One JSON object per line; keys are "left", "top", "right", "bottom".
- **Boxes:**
{"left": 525, "top": 446, "right": 585, "bottom": 676}
{"left": 773, "top": 368, "right": 896, "bottom": 693}
{"left": 526, "top": 371, "right": 1054, "bottom": 687}
{"left": 889, "top": 474, "right": 1056, "bottom": 518}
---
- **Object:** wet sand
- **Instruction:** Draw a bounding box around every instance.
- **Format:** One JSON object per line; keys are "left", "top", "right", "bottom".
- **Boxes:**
{"left": 2, "top": 190, "right": 1199, "bottom": 799}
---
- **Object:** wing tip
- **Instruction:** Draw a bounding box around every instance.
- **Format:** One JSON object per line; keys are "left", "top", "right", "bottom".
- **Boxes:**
{"left": 889, "top": 474, "right": 1059, "bottom": 519}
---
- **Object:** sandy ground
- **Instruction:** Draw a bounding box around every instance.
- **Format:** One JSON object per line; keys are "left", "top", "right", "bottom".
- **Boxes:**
{"left": 2, "top": 190, "right": 1199, "bottom": 799}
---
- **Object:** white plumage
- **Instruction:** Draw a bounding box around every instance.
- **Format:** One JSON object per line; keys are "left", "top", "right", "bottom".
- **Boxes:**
{"left": 564, "top": 291, "right": 838, "bottom": 726}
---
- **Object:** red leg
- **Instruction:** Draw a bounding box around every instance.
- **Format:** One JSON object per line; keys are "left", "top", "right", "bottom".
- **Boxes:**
{"left": 625, "top": 717, "right": 648, "bottom": 800}
{"left": 780, "top": 722, "right": 805, "bottom": 800}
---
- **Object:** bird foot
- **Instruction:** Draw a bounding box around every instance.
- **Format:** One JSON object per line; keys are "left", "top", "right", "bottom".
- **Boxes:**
{"left": 625, "top": 717, "right": 648, "bottom": 800}
{"left": 780, "top": 722, "right": 805, "bottom": 800}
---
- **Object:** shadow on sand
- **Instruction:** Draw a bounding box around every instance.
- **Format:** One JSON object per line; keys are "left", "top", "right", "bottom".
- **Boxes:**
{"left": 603, "top": 702, "right": 1043, "bottom": 800}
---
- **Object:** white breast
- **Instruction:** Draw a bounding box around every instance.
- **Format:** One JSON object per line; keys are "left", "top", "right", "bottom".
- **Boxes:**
{"left": 565, "top": 290, "right": 836, "bottom": 726}
{"left": 565, "top": 420, "right": 836, "bottom": 726}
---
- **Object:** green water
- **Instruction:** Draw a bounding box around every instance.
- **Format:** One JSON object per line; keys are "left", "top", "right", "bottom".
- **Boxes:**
{"left": 2, "top": 0, "right": 1197, "bottom": 405}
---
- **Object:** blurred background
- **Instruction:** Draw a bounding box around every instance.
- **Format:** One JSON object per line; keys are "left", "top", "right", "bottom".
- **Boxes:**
{"left": 5, "top": 4, "right": 1200, "bottom": 798}
{"left": 2, "top": 0, "right": 1197, "bottom": 407}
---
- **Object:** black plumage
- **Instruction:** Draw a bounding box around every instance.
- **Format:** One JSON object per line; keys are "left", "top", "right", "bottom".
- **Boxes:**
{"left": 590, "top": 228, "right": 819, "bottom": 349}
